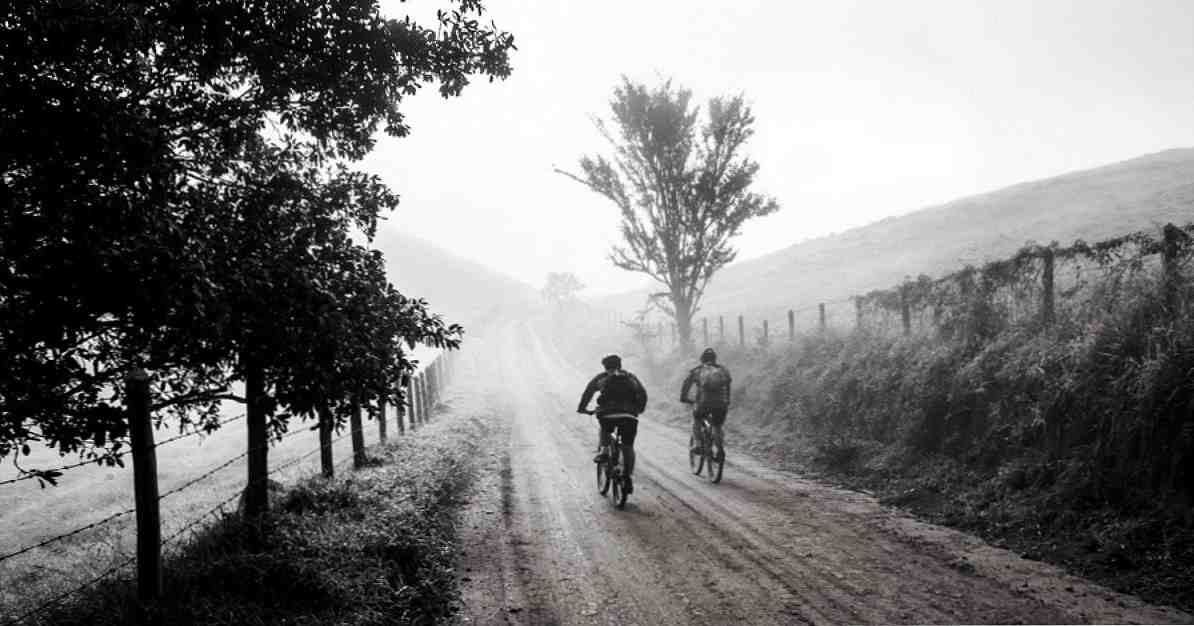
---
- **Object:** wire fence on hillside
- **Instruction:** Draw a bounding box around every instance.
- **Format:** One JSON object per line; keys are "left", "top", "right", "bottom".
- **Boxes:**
{"left": 608, "top": 222, "right": 1194, "bottom": 352}
{"left": 0, "top": 350, "right": 460, "bottom": 625}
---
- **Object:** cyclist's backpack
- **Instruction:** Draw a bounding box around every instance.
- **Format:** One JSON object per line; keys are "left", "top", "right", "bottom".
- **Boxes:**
{"left": 599, "top": 370, "right": 637, "bottom": 411}
{"left": 697, "top": 365, "right": 731, "bottom": 409}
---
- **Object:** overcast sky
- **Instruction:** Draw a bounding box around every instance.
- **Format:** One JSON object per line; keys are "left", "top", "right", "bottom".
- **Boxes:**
{"left": 362, "top": 0, "right": 1194, "bottom": 296}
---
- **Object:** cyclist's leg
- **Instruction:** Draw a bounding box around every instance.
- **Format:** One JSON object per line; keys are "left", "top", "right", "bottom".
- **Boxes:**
{"left": 691, "top": 409, "right": 704, "bottom": 452}
{"left": 618, "top": 418, "right": 638, "bottom": 476}
{"left": 710, "top": 407, "right": 727, "bottom": 459}
{"left": 594, "top": 417, "right": 614, "bottom": 462}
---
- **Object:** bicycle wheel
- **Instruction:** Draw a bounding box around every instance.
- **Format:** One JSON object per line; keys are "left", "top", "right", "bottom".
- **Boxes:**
{"left": 608, "top": 467, "right": 628, "bottom": 508}
{"left": 689, "top": 434, "right": 705, "bottom": 475}
{"left": 597, "top": 454, "right": 611, "bottom": 495}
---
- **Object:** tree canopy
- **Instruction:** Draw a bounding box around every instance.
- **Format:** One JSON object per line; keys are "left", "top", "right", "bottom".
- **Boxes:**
{"left": 557, "top": 77, "right": 778, "bottom": 348}
{"left": 0, "top": 0, "right": 513, "bottom": 477}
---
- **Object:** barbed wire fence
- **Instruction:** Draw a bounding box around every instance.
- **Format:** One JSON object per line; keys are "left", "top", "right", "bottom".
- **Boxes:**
{"left": 0, "top": 349, "right": 460, "bottom": 625}
{"left": 619, "top": 222, "right": 1192, "bottom": 353}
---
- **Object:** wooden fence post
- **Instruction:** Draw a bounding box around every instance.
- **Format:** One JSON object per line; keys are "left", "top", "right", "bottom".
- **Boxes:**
{"left": 737, "top": 315, "right": 745, "bottom": 347}
{"left": 855, "top": 297, "right": 864, "bottom": 332}
{"left": 762, "top": 319, "right": 769, "bottom": 346}
{"left": 378, "top": 397, "right": 388, "bottom": 444}
{"left": 426, "top": 363, "right": 437, "bottom": 412}
{"left": 411, "top": 375, "right": 420, "bottom": 429}
{"left": 427, "top": 361, "right": 436, "bottom": 408}
{"left": 350, "top": 398, "right": 365, "bottom": 469}
{"left": 318, "top": 402, "right": 334, "bottom": 478}
{"left": 702, "top": 317, "right": 709, "bottom": 346}
{"left": 244, "top": 356, "right": 268, "bottom": 517}
{"left": 1162, "top": 223, "right": 1181, "bottom": 315}
{"left": 719, "top": 316, "right": 725, "bottom": 343}
{"left": 126, "top": 368, "right": 161, "bottom": 609}
{"left": 900, "top": 285, "right": 912, "bottom": 336}
{"left": 418, "top": 374, "right": 428, "bottom": 424}
{"left": 408, "top": 375, "right": 419, "bottom": 431}
{"left": 1041, "top": 247, "right": 1055, "bottom": 326}
{"left": 788, "top": 309, "right": 795, "bottom": 342}
{"left": 397, "top": 376, "right": 408, "bottom": 435}
{"left": 818, "top": 303, "right": 826, "bottom": 334}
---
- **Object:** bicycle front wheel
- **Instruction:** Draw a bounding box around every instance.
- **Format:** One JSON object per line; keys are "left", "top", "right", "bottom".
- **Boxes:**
{"left": 689, "top": 435, "right": 705, "bottom": 475}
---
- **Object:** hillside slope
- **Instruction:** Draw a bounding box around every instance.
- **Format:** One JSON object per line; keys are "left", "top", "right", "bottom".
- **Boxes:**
{"left": 603, "top": 147, "right": 1194, "bottom": 319}
{"left": 374, "top": 227, "right": 541, "bottom": 331}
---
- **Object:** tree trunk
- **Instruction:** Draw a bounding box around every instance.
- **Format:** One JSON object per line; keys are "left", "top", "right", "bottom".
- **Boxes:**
{"left": 672, "top": 293, "right": 694, "bottom": 352}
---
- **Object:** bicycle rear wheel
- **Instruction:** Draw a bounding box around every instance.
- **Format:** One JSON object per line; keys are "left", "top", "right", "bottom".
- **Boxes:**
{"left": 610, "top": 469, "right": 628, "bottom": 508}
{"left": 689, "top": 435, "right": 705, "bottom": 475}
{"left": 597, "top": 452, "right": 611, "bottom": 495}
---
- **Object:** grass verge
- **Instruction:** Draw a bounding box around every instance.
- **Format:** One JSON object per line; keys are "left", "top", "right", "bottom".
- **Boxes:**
{"left": 29, "top": 412, "right": 492, "bottom": 626}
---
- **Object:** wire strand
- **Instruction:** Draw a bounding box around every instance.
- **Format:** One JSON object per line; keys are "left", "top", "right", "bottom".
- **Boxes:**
{"left": 0, "top": 414, "right": 247, "bottom": 487}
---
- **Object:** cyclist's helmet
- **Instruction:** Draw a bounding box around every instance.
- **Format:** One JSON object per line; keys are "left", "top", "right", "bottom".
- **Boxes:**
{"left": 601, "top": 354, "right": 622, "bottom": 370}
{"left": 700, "top": 348, "right": 717, "bottom": 364}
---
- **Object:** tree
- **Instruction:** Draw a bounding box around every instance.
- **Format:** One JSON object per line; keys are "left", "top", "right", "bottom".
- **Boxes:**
{"left": 541, "top": 272, "right": 585, "bottom": 310}
{"left": 556, "top": 77, "right": 778, "bottom": 348}
{"left": 0, "top": 0, "right": 511, "bottom": 470}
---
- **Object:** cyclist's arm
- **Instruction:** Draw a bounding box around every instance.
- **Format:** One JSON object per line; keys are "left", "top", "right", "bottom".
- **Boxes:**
{"left": 679, "top": 369, "right": 697, "bottom": 403}
{"left": 722, "top": 368, "right": 733, "bottom": 408}
{"left": 632, "top": 374, "right": 648, "bottom": 414}
{"left": 577, "top": 374, "right": 602, "bottom": 413}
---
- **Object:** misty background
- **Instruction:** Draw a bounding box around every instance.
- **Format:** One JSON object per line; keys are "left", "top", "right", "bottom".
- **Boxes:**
{"left": 365, "top": 0, "right": 1194, "bottom": 304}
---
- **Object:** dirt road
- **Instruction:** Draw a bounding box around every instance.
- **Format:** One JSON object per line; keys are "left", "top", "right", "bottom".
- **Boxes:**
{"left": 451, "top": 321, "right": 1189, "bottom": 625}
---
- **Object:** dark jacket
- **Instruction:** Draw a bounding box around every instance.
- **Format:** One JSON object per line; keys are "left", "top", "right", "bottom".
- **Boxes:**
{"left": 680, "top": 363, "right": 732, "bottom": 409}
{"left": 577, "top": 369, "right": 648, "bottom": 417}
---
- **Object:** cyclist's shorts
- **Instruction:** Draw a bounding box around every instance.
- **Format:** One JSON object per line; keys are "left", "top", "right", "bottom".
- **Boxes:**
{"left": 598, "top": 416, "right": 638, "bottom": 448}
{"left": 693, "top": 406, "right": 727, "bottom": 428}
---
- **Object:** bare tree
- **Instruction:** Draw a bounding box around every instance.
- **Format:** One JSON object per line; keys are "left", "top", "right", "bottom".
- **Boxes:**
{"left": 557, "top": 77, "right": 778, "bottom": 348}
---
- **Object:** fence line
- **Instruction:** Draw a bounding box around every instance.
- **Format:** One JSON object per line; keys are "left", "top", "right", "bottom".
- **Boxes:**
{"left": 622, "top": 222, "right": 1192, "bottom": 351}
{"left": 3, "top": 430, "right": 356, "bottom": 626}
{"left": 0, "top": 422, "right": 308, "bottom": 566}
{"left": 0, "top": 413, "right": 248, "bottom": 487}
{"left": 2, "top": 348, "right": 461, "bottom": 625}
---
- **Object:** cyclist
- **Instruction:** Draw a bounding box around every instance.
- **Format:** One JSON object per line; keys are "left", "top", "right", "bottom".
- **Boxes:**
{"left": 577, "top": 354, "right": 648, "bottom": 493}
{"left": 680, "top": 347, "right": 732, "bottom": 462}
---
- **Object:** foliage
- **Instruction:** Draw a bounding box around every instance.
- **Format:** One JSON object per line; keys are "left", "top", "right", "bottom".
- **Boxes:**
{"left": 557, "top": 77, "right": 778, "bottom": 348}
{"left": 0, "top": 0, "right": 513, "bottom": 469}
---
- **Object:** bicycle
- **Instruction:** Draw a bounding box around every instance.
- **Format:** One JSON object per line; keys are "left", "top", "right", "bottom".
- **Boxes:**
{"left": 689, "top": 413, "right": 724, "bottom": 484}
{"left": 582, "top": 410, "right": 630, "bottom": 508}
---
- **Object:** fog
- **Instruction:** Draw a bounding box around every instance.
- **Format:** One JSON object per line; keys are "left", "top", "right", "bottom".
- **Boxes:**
{"left": 364, "top": 0, "right": 1194, "bottom": 299}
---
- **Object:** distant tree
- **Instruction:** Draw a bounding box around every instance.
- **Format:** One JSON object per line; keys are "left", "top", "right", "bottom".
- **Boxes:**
{"left": 541, "top": 272, "right": 585, "bottom": 310}
{"left": 556, "top": 77, "right": 778, "bottom": 349}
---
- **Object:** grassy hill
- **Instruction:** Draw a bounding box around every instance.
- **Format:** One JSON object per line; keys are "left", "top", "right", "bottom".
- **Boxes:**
{"left": 374, "top": 228, "right": 541, "bottom": 332}
{"left": 601, "top": 147, "right": 1194, "bottom": 320}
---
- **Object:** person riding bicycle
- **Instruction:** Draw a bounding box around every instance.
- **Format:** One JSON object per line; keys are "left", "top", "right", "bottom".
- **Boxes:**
{"left": 577, "top": 354, "right": 648, "bottom": 493}
{"left": 680, "top": 347, "right": 732, "bottom": 462}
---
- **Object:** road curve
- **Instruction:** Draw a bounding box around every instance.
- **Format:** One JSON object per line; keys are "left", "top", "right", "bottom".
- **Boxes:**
{"left": 450, "top": 320, "right": 1190, "bottom": 625}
